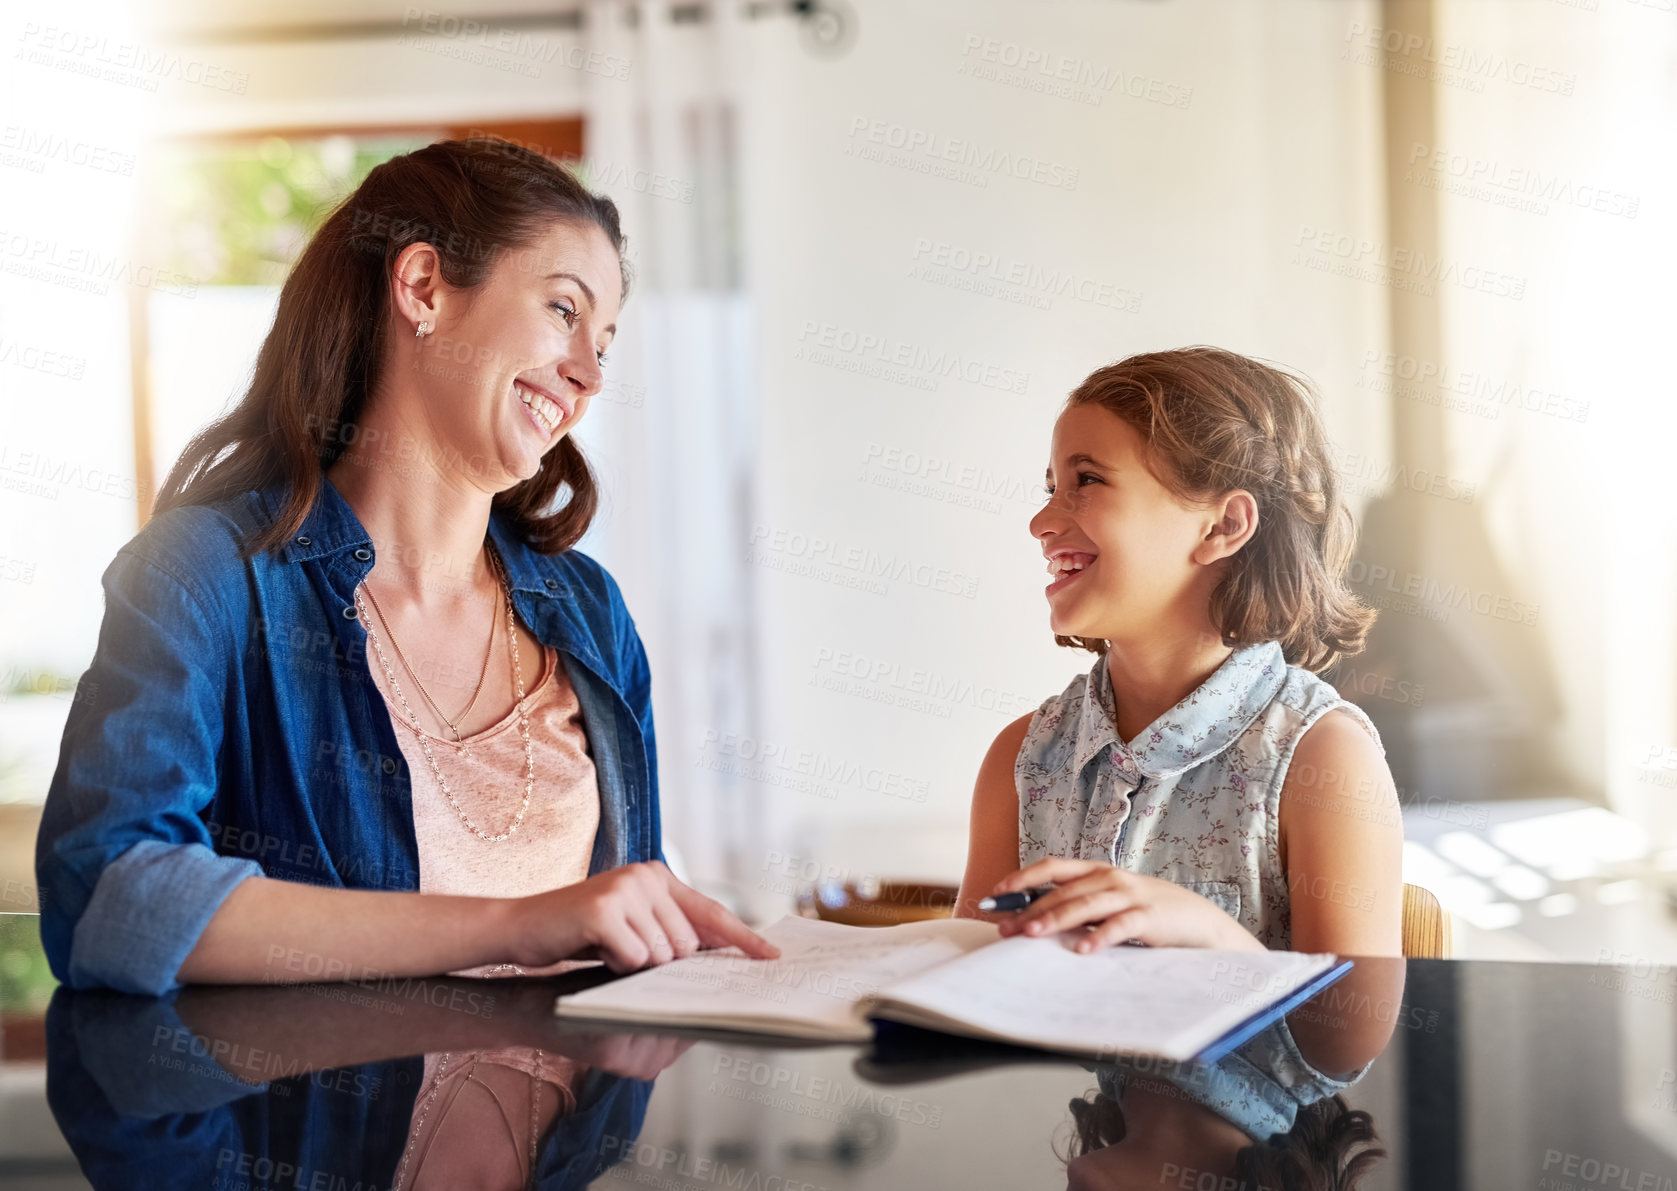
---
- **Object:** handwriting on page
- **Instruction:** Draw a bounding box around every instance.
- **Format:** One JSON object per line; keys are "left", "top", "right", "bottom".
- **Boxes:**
{"left": 878, "top": 935, "right": 1329, "bottom": 1058}
{"left": 566, "top": 916, "right": 999, "bottom": 1030}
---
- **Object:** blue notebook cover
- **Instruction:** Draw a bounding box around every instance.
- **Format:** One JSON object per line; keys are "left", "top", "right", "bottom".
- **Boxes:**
{"left": 1194, "top": 958, "right": 1356, "bottom": 1063}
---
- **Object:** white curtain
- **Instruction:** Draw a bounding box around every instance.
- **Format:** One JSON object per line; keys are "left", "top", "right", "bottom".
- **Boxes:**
{"left": 571, "top": 1, "right": 767, "bottom": 907}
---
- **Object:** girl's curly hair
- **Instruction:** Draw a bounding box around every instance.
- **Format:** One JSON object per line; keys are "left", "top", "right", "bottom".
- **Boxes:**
{"left": 1063, "top": 1086, "right": 1387, "bottom": 1190}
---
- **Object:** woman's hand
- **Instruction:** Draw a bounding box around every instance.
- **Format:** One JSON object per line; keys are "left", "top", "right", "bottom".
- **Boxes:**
{"left": 553, "top": 1030, "right": 698, "bottom": 1080}
{"left": 507, "top": 861, "right": 779, "bottom": 973}
{"left": 990, "top": 859, "right": 1264, "bottom": 953}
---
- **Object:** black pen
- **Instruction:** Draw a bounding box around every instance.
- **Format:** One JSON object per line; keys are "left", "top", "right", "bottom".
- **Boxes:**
{"left": 976, "top": 885, "right": 1056, "bottom": 913}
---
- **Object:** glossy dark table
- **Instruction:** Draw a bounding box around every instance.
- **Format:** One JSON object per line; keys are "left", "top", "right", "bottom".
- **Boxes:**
{"left": 5, "top": 942, "right": 1677, "bottom": 1190}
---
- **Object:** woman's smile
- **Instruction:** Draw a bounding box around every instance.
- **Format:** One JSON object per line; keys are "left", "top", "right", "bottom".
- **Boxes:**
{"left": 514, "top": 378, "right": 572, "bottom": 438}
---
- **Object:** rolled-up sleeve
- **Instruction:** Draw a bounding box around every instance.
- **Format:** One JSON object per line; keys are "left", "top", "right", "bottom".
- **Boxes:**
{"left": 36, "top": 547, "right": 261, "bottom": 995}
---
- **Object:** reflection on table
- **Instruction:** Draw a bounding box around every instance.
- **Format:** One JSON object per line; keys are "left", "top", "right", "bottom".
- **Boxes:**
{"left": 19, "top": 952, "right": 1677, "bottom": 1189}
{"left": 35, "top": 956, "right": 1413, "bottom": 1191}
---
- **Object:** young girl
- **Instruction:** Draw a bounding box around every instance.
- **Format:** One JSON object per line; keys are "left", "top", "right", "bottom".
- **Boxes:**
{"left": 956, "top": 347, "right": 1404, "bottom": 957}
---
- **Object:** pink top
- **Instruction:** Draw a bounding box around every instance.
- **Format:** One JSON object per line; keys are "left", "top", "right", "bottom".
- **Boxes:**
{"left": 366, "top": 642, "right": 603, "bottom": 975}
{"left": 366, "top": 641, "right": 603, "bottom": 1187}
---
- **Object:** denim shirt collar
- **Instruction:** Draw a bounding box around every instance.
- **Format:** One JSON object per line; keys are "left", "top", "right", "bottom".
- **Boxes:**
{"left": 1072, "top": 641, "right": 1287, "bottom": 782}
{"left": 271, "top": 476, "right": 373, "bottom": 563}
{"left": 261, "top": 473, "right": 609, "bottom": 693}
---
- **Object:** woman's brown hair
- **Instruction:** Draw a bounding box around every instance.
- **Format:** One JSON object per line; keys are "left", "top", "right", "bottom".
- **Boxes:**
{"left": 153, "top": 136, "right": 629, "bottom": 557}
{"left": 1056, "top": 346, "right": 1375, "bottom": 672}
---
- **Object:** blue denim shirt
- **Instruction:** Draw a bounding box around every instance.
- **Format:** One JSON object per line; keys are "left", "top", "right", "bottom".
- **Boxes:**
{"left": 36, "top": 473, "right": 661, "bottom": 995}
{"left": 47, "top": 987, "right": 653, "bottom": 1191}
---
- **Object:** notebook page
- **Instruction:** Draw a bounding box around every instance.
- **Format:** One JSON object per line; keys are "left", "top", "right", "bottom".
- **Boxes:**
{"left": 871, "top": 934, "right": 1337, "bottom": 1060}
{"left": 556, "top": 915, "right": 1001, "bottom": 1040}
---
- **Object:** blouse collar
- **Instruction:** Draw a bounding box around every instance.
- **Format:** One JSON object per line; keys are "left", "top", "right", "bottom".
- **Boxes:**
{"left": 1071, "top": 640, "right": 1287, "bottom": 782}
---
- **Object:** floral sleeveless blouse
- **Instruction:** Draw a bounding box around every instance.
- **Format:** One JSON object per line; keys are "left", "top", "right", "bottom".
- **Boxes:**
{"left": 1016, "top": 640, "right": 1381, "bottom": 950}
{"left": 1098, "top": 1016, "right": 1369, "bottom": 1141}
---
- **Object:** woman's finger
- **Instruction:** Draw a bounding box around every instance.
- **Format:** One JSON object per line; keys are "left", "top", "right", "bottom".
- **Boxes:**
{"left": 627, "top": 906, "right": 674, "bottom": 966}
{"left": 620, "top": 1035, "right": 669, "bottom": 1077}
{"left": 670, "top": 882, "right": 781, "bottom": 959}
{"left": 592, "top": 917, "right": 652, "bottom": 974}
{"left": 649, "top": 895, "right": 701, "bottom": 960}
{"left": 990, "top": 857, "right": 1101, "bottom": 894}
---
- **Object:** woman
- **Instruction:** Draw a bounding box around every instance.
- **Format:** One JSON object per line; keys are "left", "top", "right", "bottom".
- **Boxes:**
{"left": 35, "top": 136, "right": 777, "bottom": 1002}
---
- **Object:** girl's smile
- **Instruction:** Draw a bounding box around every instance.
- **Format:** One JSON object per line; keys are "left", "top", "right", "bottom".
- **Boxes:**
{"left": 1044, "top": 548, "right": 1098, "bottom": 597}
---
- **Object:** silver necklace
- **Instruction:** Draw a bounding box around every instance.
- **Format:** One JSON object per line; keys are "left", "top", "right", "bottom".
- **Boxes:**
{"left": 356, "top": 545, "right": 534, "bottom": 843}
{"left": 360, "top": 572, "right": 497, "bottom": 758}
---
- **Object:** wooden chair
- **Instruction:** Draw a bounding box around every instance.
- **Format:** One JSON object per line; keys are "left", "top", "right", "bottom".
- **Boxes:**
{"left": 803, "top": 878, "right": 1453, "bottom": 959}
{"left": 799, "top": 881, "right": 959, "bottom": 927}
{"left": 1402, "top": 882, "right": 1450, "bottom": 959}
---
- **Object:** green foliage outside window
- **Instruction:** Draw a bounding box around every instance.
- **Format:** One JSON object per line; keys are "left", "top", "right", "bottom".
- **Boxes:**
{"left": 155, "top": 134, "right": 434, "bottom": 287}
{"left": 0, "top": 913, "right": 53, "bottom": 1018}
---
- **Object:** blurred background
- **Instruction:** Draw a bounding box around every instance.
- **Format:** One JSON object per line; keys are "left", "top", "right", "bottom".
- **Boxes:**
{"left": 3, "top": 0, "right": 1677, "bottom": 1004}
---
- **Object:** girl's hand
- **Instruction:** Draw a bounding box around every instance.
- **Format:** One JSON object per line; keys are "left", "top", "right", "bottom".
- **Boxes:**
{"left": 510, "top": 861, "right": 780, "bottom": 973}
{"left": 990, "top": 859, "right": 1265, "bottom": 953}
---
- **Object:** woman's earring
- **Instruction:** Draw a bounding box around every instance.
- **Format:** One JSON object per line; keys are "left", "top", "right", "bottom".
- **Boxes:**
{"left": 415, "top": 320, "right": 432, "bottom": 338}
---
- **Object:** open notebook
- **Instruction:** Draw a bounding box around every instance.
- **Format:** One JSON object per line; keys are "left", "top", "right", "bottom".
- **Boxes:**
{"left": 553, "top": 916, "right": 1351, "bottom": 1063}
